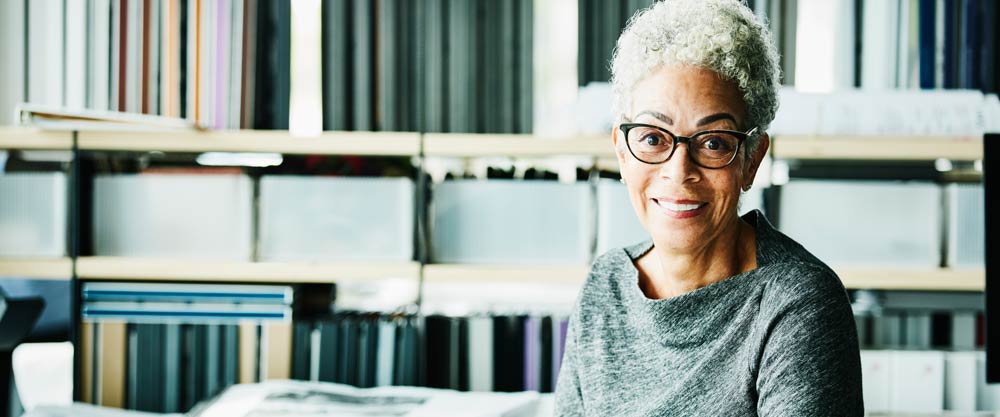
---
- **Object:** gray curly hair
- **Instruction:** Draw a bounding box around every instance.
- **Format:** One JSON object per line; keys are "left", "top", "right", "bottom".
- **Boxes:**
{"left": 611, "top": 0, "right": 781, "bottom": 157}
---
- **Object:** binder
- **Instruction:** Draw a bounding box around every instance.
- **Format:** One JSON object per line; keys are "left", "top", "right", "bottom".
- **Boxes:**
{"left": 162, "top": 324, "right": 182, "bottom": 413}
{"left": 321, "top": 0, "right": 349, "bottom": 130}
{"left": 523, "top": 317, "right": 540, "bottom": 391}
{"left": 539, "top": 317, "right": 554, "bottom": 393}
{"left": 182, "top": 324, "right": 206, "bottom": 411}
{"left": 351, "top": 0, "right": 374, "bottom": 131}
{"left": 468, "top": 316, "right": 494, "bottom": 392}
{"left": 376, "top": 319, "right": 397, "bottom": 387}
{"left": 493, "top": 315, "right": 525, "bottom": 392}
{"left": 337, "top": 317, "right": 358, "bottom": 385}
{"left": 425, "top": 315, "right": 451, "bottom": 389}
{"left": 318, "top": 319, "right": 340, "bottom": 383}
{"left": 291, "top": 321, "right": 313, "bottom": 381}
{"left": 421, "top": 0, "right": 447, "bottom": 132}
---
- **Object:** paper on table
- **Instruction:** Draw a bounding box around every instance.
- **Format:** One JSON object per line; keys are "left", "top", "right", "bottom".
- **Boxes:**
{"left": 22, "top": 403, "right": 181, "bottom": 417}
{"left": 190, "top": 380, "right": 540, "bottom": 417}
{"left": 12, "top": 342, "right": 73, "bottom": 411}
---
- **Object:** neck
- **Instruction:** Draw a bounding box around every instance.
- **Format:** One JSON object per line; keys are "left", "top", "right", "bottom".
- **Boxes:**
{"left": 640, "top": 215, "right": 756, "bottom": 299}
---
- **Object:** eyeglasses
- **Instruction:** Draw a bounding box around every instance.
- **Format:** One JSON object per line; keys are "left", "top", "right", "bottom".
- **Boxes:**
{"left": 619, "top": 123, "right": 757, "bottom": 169}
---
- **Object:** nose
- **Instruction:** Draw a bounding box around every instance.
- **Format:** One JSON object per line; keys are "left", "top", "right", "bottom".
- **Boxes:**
{"left": 657, "top": 141, "right": 700, "bottom": 184}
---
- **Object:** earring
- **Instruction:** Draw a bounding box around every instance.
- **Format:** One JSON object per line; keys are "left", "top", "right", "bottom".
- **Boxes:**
{"left": 742, "top": 184, "right": 752, "bottom": 192}
{"left": 619, "top": 178, "right": 626, "bottom": 185}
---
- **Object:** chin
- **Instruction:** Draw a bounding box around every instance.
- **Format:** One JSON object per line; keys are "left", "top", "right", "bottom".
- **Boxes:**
{"left": 646, "top": 216, "right": 706, "bottom": 246}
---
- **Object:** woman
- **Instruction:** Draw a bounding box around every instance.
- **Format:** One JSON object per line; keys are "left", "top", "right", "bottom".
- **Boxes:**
{"left": 554, "top": 0, "right": 863, "bottom": 415}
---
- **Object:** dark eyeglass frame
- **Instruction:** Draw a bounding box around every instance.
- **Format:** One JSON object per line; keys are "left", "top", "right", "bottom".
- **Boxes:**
{"left": 619, "top": 123, "right": 758, "bottom": 169}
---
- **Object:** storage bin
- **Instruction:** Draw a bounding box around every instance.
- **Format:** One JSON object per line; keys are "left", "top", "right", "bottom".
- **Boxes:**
{"left": 431, "top": 180, "right": 592, "bottom": 264}
{"left": 948, "top": 183, "right": 984, "bottom": 268}
{"left": 93, "top": 174, "right": 252, "bottom": 260}
{"left": 0, "top": 172, "right": 67, "bottom": 257}
{"left": 259, "top": 176, "right": 414, "bottom": 262}
{"left": 778, "top": 180, "right": 941, "bottom": 267}
{"left": 596, "top": 180, "right": 648, "bottom": 255}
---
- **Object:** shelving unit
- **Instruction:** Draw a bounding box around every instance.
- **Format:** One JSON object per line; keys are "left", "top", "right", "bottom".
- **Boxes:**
{"left": 0, "top": 127, "right": 73, "bottom": 150}
{"left": 0, "top": 129, "right": 985, "bottom": 291}
{"left": 77, "top": 130, "right": 421, "bottom": 156}
{"left": 772, "top": 135, "right": 983, "bottom": 161}
{"left": 75, "top": 257, "right": 421, "bottom": 283}
{"left": 0, "top": 258, "right": 73, "bottom": 280}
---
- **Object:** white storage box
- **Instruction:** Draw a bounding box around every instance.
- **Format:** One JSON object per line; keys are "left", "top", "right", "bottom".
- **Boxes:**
{"left": 0, "top": 172, "right": 67, "bottom": 257}
{"left": 860, "top": 350, "right": 892, "bottom": 412}
{"left": 948, "top": 184, "right": 984, "bottom": 268}
{"left": 93, "top": 174, "right": 252, "bottom": 260}
{"left": 431, "top": 180, "right": 592, "bottom": 264}
{"left": 890, "top": 350, "right": 944, "bottom": 413}
{"left": 258, "top": 176, "right": 414, "bottom": 262}
{"left": 596, "top": 180, "right": 648, "bottom": 255}
{"left": 778, "top": 180, "right": 941, "bottom": 267}
{"left": 945, "top": 351, "right": 977, "bottom": 412}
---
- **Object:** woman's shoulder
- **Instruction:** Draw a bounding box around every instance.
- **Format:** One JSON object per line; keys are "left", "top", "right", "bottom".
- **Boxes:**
{"left": 749, "top": 211, "right": 848, "bottom": 302}
{"left": 579, "top": 241, "right": 650, "bottom": 300}
{"left": 587, "top": 240, "right": 650, "bottom": 282}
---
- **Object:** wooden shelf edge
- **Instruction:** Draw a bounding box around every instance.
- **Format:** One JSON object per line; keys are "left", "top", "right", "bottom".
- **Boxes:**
{"left": 78, "top": 130, "right": 421, "bottom": 156}
{"left": 0, "top": 128, "right": 74, "bottom": 150}
{"left": 773, "top": 135, "right": 982, "bottom": 161}
{"left": 421, "top": 264, "right": 589, "bottom": 285}
{"left": 0, "top": 258, "right": 73, "bottom": 280}
{"left": 838, "top": 267, "right": 984, "bottom": 291}
{"left": 423, "top": 133, "right": 613, "bottom": 157}
{"left": 76, "top": 257, "right": 421, "bottom": 283}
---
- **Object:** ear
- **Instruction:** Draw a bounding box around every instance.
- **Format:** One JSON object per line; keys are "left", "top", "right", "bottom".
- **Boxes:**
{"left": 612, "top": 124, "right": 627, "bottom": 168}
{"left": 745, "top": 133, "right": 770, "bottom": 187}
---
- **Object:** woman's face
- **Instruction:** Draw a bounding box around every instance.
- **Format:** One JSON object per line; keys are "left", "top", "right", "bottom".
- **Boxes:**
{"left": 614, "top": 64, "right": 767, "bottom": 253}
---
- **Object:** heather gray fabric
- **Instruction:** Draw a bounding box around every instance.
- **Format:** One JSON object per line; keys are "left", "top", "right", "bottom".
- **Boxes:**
{"left": 554, "top": 210, "right": 863, "bottom": 416}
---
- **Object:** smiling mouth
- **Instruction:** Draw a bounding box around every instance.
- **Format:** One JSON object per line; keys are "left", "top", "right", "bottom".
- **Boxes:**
{"left": 652, "top": 198, "right": 708, "bottom": 212}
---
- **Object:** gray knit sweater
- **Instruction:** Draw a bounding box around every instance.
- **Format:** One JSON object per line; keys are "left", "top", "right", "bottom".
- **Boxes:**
{"left": 554, "top": 210, "right": 863, "bottom": 416}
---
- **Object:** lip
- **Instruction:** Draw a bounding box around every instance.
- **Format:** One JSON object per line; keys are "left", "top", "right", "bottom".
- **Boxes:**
{"left": 651, "top": 197, "right": 708, "bottom": 219}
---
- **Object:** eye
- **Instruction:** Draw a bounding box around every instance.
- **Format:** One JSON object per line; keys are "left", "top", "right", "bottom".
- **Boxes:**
{"left": 705, "top": 137, "right": 722, "bottom": 150}
{"left": 642, "top": 134, "right": 662, "bottom": 146}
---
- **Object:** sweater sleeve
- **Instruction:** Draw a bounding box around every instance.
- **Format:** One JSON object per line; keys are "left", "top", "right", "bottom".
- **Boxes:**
{"left": 755, "top": 265, "right": 865, "bottom": 416}
{"left": 554, "top": 311, "right": 585, "bottom": 417}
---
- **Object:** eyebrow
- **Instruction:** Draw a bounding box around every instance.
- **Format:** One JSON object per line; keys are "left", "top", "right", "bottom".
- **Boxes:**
{"left": 633, "top": 111, "right": 738, "bottom": 127}
{"left": 634, "top": 110, "right": 673, "bottom": 125}
{"left": 696, "top": 113, "right": 738, "bottom": 127}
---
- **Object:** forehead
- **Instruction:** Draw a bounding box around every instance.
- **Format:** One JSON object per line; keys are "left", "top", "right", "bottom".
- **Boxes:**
{"left": 629, "top": 65, "right": 746, "bottom": 123}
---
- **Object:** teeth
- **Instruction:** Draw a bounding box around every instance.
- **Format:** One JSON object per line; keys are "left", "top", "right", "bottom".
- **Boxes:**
{"left": 658, "top": 200, "right": 704, "bottom": 211}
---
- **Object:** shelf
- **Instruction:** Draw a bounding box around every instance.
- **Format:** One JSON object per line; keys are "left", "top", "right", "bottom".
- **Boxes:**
{"left": 423, "top": 133, "right": 613, "bottom": 157}
{"left": 77, "top": 130, "right": 421, "bottom": 156}
{"left": 76, "top": 257, "right": 421, "bottom": 283}
{"left": 772, "top": 135, "right": 982, "bottom": 161}
{"left": 0, "top": 258, "right": 73, "bottom": 280}
{"left": 0, "top": 127, "right": 74, "bottom": 150}
{"left": 422, "top": 264, "right": 589, "bottom": 285}
{"left": 837, "top": 267, "right": 984, "bottom": 291}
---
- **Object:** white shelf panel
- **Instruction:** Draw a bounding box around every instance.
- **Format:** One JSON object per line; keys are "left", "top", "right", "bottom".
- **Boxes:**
{"left": 773, "top": 135, "right": 982, "bottom": 161}
{"left": 0, "top": 258, "right": 73, "bottom": 280}
{"left": 77, "top": 257, "right": 421, "bottom": 283}
{"left": 423, "top": 133, "right": 613, "bottom": 157}
{"left": 0, "top": 128, "right": 73, "bottom": 150}
{"left": 78, "top": 130, "right": 421, "bottom": 156}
